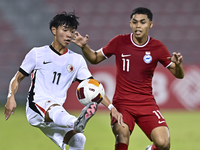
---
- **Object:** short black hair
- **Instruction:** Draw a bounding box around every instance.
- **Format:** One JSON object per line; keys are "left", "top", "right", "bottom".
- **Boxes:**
{"left": 49, "top": 11, "right": 79, "bottom": 31}
{"left": 130, "top": 7, "right": 153, "bottom": 21}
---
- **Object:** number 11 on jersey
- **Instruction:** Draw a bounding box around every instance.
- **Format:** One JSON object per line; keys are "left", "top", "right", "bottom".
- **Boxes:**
{"left": 52, "top": 71, "right": 61, "bottom": 85}
{"left": 122, "top": 58, "right": 130, "bottom": 72}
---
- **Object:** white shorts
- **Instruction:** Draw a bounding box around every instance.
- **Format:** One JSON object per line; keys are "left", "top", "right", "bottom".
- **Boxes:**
{"left": 26, "top": 101, "right": 74, "bottom": 150}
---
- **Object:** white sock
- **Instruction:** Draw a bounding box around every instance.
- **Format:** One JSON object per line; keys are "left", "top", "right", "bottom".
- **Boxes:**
{"left": 48, "top": 106, "right": 77, "bottom": 128}
{"left": 146, "top": 145, "right": 152, "bottom": 150}
{"left": 68, "top": 133, "right": 86, "bottom": 150}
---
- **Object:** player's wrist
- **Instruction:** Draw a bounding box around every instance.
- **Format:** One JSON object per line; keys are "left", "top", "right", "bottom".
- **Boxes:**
{"left": 108, "top": 104, "right": 115, "bottom": 110}
{"left": 81, "top": 43, "right": 88, "bottom": 49}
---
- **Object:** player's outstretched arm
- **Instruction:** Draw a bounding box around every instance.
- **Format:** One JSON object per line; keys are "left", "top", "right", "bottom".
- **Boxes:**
{"left": 167, "top": 52, "right": 184, "bottom": 79}
{"left": 101, "top": 95, "right": 124, "bottom": 127}
{"left": 4, "top": 71, "right": 25, "bottom": 120}
{"left": 72, "top": 31, "right": 106, "bottom": 64}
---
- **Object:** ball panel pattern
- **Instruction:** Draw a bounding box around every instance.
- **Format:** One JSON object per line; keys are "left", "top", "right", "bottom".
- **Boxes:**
{"left": 76, "top": 79, "right": 105, "bottom": 106}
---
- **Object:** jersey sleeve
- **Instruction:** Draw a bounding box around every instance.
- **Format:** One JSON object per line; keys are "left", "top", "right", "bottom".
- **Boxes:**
{"left": 102, "top": 35, "right": 120, "bottom": 58}
{"left": 158, "top": 45, "right": 172, "bottom": 68}
{"left": 19, "top": 48, "right": 36, "bottom": 76}
{"left": 76, "top": 56, "right": 92, "bottom": 80}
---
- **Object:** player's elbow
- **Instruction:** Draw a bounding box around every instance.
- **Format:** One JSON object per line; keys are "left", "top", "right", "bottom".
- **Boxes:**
{"left": 177, "top": 76, "right": 184, "bottom": 79}
{"left": 90, "top": 60, "right": 99, "bottom": 65}
{"left": 89, "top": 57, "right": 103, "bottom": 65}
{"left": 178, "top": 75, "right": 184, "bottom": 79}
{"left": 175, "top": 73, "right": 184, "bottom": 79}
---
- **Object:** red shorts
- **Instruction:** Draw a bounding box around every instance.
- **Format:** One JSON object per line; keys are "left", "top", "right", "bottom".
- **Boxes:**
{"left": 111, "top": 101, "right": 168, "bottom": 140}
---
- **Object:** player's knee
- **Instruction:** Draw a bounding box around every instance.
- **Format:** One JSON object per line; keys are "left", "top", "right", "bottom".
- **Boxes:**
{"left": 68, "top": 133, "right": 86, "bottom": 149}
{"left": 113, "top": 123, "right": 130, "bottom": 144}
{"left": 154, "top": 137, "right": 170, "bottom": 150}
{"left": 48, "top": 105, "right": 77, "bottom": 127}
{"left": 117, "top": 131, "right": 129, "bottom": 142}
{"left": 160, "top": 141, "right": 170, "bottom": 150}
{"left": 151, "top": 127, "right": 170, "bottom": 150}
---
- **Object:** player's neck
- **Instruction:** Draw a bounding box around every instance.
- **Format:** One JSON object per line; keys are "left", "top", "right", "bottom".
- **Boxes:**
{"left": 132, "top": 35, "right": 148, "bottom": 45}
{"left": 51, "top": 42, "right": 67, "bottom": 54}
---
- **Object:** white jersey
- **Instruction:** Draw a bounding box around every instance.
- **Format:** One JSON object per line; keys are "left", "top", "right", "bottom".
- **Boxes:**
{"left": 20, "top": 45, "right": 92, "bottom": 115}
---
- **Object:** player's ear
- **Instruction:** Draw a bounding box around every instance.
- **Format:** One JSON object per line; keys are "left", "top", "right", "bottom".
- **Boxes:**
{"left": 51, "top": 26, "right": 56, "bottom": 36}
{"left": 129, "top": 20, "right": 133, "bottom": 28}
{"left": 150, "top": 21, "right": 153, "bottom": 28}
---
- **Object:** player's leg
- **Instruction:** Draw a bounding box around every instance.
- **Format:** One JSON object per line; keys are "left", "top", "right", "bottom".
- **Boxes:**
{"left": 45, "top": 104, "right": 77, "bottom": 128}
{"left": 112, "top": 123, "right": 130, "bottom": 150}
{"left": 137, "top": 104, "right": 170, "bottom": 150}
{"left": 26, "top": 106, "right": 70, "bottom": 150}
{"left": 63, "top": 130, "right": 86, "bottom": 150}
{"left": 45, "top": 102, "right": 98, "bottom": 133}
{"left": 149, "top": 126, "right": 170, "bottom": 150}
{"left": 27, "top": 103, "right": 87, "bottom": 150}
{"left": 39, "top": 125, "right": 86, "bottom": 150}
{"left": 67, "top": 132, "right": 86, "bottom": 150}
{"left": 110, "top": 104, "right": 136, "bottom": 150}
{"left": 74, "top": 102, "right": 98, "bottom": 133}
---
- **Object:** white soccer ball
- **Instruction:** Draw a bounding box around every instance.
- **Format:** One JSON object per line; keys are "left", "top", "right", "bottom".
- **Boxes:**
{"left": 76, "top": 79, "right": 105, "bottom": 106}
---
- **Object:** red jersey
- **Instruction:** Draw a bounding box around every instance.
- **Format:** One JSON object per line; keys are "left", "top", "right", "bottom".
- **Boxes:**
{"left": 102, "top": 33, "right": 172, "bottom": 105}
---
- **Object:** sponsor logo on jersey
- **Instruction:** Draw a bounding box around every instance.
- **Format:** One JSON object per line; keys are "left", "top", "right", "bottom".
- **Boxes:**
{"left": 121, "top": 53, "right": 131, "bottom": 57}
{"left": 67, "top": 64, "right": 74, "bottom": 72}
{"left": 143, "top": 51, "right": 152, "bottom": 64}
{"left": 158, "top": 120, "right": 165, "bottom": 124}
{"left": 43, "top": 61, "right": 52, "bottom": 64}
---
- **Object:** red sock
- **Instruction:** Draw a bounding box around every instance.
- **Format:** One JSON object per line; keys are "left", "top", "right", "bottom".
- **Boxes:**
{"left": 115, "top": 143, "right": 128, "bottom": 150}
{"left": 151, "top": 143, "right": 160, "bottom": 150}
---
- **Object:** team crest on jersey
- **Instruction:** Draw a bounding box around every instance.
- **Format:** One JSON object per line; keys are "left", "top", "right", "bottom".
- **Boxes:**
{"left": 67, "top": 64, "right": 74, "bottom": 72}
{"left": 143, "top": 51, "right": 152, "bottom": 64}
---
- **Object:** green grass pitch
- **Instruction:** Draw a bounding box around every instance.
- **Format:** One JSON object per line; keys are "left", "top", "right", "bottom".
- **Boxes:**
{"left": 1, "top": 106, "right": 199, "bottom": 150}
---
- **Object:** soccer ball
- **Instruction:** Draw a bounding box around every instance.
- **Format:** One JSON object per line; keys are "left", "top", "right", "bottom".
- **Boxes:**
{"left": 76, "top": 79, "right": 105, "bottom": 106}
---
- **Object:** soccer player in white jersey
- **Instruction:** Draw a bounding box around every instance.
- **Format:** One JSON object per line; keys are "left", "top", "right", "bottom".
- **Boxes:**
{"left": 4, "top": 11, "right": 124, "bottom": 150}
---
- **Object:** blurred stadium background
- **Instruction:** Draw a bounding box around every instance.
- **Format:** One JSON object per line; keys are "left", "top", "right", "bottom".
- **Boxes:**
{"left": 0, "top": 0, "right": 200, "bottom": 150}
{"left": 0, "top": 0, "right": 200, "bottom": 109}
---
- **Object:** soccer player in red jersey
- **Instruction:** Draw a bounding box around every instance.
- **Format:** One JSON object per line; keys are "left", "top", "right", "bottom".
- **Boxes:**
{"left": 73, "top": 7, "right": 184, "bottom": 150}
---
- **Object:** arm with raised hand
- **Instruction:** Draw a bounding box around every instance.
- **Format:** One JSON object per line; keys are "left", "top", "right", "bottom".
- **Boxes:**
{"left": 167, "top": 52, "right": 184, "bottom": 79}
{"left": 72, "top": 31, "right": 106, "bottom": 64}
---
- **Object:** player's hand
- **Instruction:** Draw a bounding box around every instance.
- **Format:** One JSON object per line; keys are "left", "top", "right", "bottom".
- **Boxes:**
{"left": 4, "top": 97, "right": 17, "bottom": 120}
{"left": 167, "top": 52, "right": 183, "bottom": 65}
{"left": 110, "top": 107, "right": 125, "bottom": 127}
{"left": 72, "top": 31, "right": 89, "bottom": 48}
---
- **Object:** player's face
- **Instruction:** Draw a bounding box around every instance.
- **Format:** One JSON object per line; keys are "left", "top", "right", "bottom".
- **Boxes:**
{"left": 129, "top": 14, "right": 153, "bottom": 43}
{"left": 52, "top": 25, "right": 76, "bottom": 48}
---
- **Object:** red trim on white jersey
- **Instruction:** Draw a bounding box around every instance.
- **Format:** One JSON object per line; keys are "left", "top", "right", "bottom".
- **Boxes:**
{"left": 62, "top": 48, "right": 68, "bottom": 55}
{"left": 35, "top": 103, "right": 46, "bottom": 115}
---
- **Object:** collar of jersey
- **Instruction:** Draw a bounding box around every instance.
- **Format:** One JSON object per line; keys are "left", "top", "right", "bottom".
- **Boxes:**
{"left": 49, "top": 45, "right": 68, "bottom": 56}
{"left": 130, "top": 33, "right": 150, "bottom": 48}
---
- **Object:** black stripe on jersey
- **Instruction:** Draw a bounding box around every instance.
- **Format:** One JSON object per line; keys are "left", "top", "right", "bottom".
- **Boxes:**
{"left": 28, "top": 70, "right": 43, "bottom": 117}
{"left": 49, "top": 45, "right": 62, "bottom": 56}
{"left": 75, "top": 76, "right": 94, "bottom": 83}
{"left": 19, "top": 67, "right": 29, "bottom": 76}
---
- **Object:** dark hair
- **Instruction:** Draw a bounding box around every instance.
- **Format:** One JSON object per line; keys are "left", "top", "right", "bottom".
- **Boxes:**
{"left": 49, "top": 11, "right": 79, "bottom": 31}
{"left": 130, "top": 7, "right": 153, "bottom": 21}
